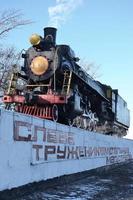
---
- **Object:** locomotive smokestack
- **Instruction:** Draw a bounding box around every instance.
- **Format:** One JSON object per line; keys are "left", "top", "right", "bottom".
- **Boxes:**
{"left": 44, "top": 27, "right": 57, "bottom": 46}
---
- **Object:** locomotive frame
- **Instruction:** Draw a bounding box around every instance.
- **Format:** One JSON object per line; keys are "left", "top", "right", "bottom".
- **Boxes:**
{"left": 3, "top": 27, "right": 130, "bottom": 137}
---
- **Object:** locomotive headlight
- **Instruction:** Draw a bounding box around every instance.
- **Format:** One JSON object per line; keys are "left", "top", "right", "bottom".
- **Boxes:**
{"left": 30, "top": 56, "right": 48, "bottom": 75}
{"left": 29, "top": 34, "right": 41, "bottom": 46}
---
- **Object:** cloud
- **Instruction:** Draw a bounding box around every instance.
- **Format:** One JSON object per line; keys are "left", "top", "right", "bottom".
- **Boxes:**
{"left": 48, "top": 0, "right": 83, "bottom": 28}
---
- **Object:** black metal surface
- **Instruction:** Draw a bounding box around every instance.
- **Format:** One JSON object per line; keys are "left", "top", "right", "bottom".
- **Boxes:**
{"left": 44, "top": 27, "right": 57, "bottom": 46}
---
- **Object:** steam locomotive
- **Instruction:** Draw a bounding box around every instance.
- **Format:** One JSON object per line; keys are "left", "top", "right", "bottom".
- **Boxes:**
{"left": 3, "top": 27, "right": 130, "bottom": 137}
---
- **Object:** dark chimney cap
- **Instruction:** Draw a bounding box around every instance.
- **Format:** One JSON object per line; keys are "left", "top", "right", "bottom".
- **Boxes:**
{"left": 44, "top": 27, "right": 57, "bottom": 45}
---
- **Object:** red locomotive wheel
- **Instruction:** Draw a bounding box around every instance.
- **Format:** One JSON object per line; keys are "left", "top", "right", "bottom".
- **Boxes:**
{"left": 52, "top": 105, "right": 58, "bottom": 122}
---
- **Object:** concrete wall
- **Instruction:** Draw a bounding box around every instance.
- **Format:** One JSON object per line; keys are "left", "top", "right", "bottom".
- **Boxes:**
{"left": 0, "top": 109, "right": 133, "bottom": 191}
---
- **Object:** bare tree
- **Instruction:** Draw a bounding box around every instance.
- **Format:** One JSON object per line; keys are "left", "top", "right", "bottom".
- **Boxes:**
{"left": 0, "top": 9, "right": 31, "bottom": 94}
{"left": 0, "top": 9, "right": 31, "bottom": 38}
{"left": 78, "top": 58, "right": 102, "bottom": 79}
{"left": 0, "top": 47, "right": 23, "bottom": 91}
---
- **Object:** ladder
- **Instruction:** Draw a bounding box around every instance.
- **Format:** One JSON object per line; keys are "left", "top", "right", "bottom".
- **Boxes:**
{"left": 7, "top": 73, "right": 18, "bottom": 95}
{"left": 61, "top": 71, "right": 72, "bottom": 95}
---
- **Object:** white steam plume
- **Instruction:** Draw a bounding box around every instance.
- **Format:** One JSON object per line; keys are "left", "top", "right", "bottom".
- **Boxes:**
{"left": 48, "top": 0, "right": 83, "bottom": 28}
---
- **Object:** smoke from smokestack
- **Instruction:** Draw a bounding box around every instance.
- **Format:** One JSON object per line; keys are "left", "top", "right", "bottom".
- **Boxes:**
{"left": 48, "top": 0, "right": 83, "bottom": 28}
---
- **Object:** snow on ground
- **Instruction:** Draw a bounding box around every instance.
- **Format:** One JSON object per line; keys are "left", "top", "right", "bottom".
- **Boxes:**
{"left": 1, "top": 161, "right": 133, "bottom": 200}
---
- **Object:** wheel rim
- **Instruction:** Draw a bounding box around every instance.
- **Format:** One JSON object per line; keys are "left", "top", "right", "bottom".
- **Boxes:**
{"left": 68, "top": 119, "right": 74, "bottom": 126}
{"left": 52, "top": 104, "right": 58, "bottom": 122}
{"left": 74, "top": 116, "right": 81, "bottom": 128}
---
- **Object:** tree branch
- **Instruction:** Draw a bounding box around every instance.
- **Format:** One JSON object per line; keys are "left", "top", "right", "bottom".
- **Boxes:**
{"left": 0, "top": 9, "right": 32, "bottom": 38}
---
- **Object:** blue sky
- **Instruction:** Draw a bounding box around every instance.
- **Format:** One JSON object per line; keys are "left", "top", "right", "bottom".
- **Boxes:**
{"left": 1, "top": 0, "right": 133, "bottom": 138}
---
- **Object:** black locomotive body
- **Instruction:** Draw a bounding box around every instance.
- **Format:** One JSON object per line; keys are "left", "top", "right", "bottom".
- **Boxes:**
{"left": 3, "top": 27, "right": 130, "bottom": 137}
